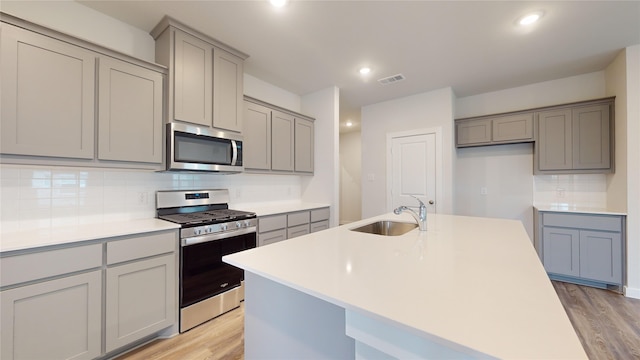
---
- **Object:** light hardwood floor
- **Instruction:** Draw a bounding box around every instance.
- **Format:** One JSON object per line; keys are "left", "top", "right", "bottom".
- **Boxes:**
{"left": 117, "top": 282, "right": 640, "bottom": 360}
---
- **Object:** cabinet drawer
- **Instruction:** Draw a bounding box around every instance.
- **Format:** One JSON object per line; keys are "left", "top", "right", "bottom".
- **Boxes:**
{"left": 107, "top": 231, "right": 176, "bottom": 265}
{"left": 310, "top": 220, "right": 329, "bottom": 233}
{"left": 258, "top": 229, "right": 287, "bottom": 247}
{"left": 288, "top": 211, "right": 310, "bottom": 227}
{"left": 258, "top": 214, "right": 287, "bottom": 233}
{"left": 542, "top": 213, "right": 622, "bottom": 232}
{"left": 310, "top": 207, "right": 330, "bottom": 222}
{"left": 287, "top": 224, "right": 310, "bottom": 239}
{"left": 1, "top": 244, "right": 102, "bottom": 287}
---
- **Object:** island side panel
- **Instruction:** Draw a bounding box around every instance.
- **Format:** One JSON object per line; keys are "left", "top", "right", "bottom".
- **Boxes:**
{"left": 244, "top": 272, "right": 355, "bottom": 359}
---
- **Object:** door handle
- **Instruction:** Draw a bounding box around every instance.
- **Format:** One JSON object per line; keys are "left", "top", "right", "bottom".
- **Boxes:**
{"left": 428, "top": 200, "right": 435, "bottom": 205}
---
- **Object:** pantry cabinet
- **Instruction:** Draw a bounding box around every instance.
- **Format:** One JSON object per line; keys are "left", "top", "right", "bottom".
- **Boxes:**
{"left": 536, "top": 210, "right": 624, "bottom": 290}
{"left": 0, "top": 14, "right": 167, "bottom": 170}
{"left": 536, "top": 101, "right": 612, "bottom": 173}
{"left": 243, "top": 96, "right": 315, "bottom": 174}
{"left": 0, "top": 23, "right": 96, "bottom": 159}
{"left": 152, "top": 16, "right": 247, "bottom": 133}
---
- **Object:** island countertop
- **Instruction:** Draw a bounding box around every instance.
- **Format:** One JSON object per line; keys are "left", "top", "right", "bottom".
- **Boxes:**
{"left": 224, "top": 212, "right": 587, "bottom": 359}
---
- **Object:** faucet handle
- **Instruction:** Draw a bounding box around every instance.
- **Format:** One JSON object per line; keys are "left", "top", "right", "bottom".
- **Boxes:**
{"left": 410, "top": 195, "right": 425, "bottom": 208}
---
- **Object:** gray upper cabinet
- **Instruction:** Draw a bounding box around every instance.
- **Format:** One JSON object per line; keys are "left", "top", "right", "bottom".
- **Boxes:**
{"left": 98, "top": 56, "right": 164, "bottom": 163}
{"left": 244, "top": 101, "right": 272, "bottom": 170}
{"left": 244, "top": 96, "right": 315, "bottom": 174}
{"left": 0, "top": 14, "right": 167, "bottom": 170}
{"left": 271, "top": 110, "right": 295, "bottom": 172}
{"left": 295, "top": 118, "right": 314, "bottom": 173}
{"left": 172, "top": 30, "right": 212, "bottom": 127}
{"left": 1, "top": 23, "right": 96, "bottom": 159}
{"left": 535, "top": 99, "right": 613, "bottom": 174}
{"left": 455, "top": 112, "right": 533, "bottom": 147}
{"left": 152, "top": 17, "right": 248, "bottom": 133}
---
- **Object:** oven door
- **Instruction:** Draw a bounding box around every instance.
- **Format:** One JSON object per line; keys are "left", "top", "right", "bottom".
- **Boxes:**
{"left": 180, "top": 230, "right": 256, "bottom": 308}
{"left": 167, "top": 122, "right": 244, "bottom": 173}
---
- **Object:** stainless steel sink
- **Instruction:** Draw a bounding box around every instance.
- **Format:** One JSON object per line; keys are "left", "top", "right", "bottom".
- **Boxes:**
{"left": 350, "top": 220, "right": 417, "bottom": 236}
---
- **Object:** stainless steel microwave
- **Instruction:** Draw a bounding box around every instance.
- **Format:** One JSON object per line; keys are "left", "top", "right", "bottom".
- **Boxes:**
{"left": 166, "top": 123, "right": 243, "bottom": 173}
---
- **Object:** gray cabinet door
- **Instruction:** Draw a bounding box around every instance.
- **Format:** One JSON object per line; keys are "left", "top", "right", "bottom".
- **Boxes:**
{"left": 173, "top": 30, "right": 212, "bottom": 127}
{"left": 105, "top": 254, "right": 176, "bottom": 353}
{"left": 258, "top": 229, "right": 287, "bottom": 247}
{"left": 1, "top": 271, "right": 102, "bottom": 360}
{"left": 213, "top": 48, "right": 243, "bottom": 132}
{"left": 294, "top": 118, "right": 314, "bottom": 173}
{"left": 456, "top": 119, "right": 491, "bottom": 146}
{"left": 542, "top": 227, "right": 580, "bottom": 277}
{"left": 244, "top": 101, "right": 272, "bottom": 170}
{"left": 579, "top": 230, "right": 622, "bottom": 284}
{"left": 537, "top": 109, "right": 573, "bottom": 171}
{"left": 271, "top": 110, "right": 294, "bottom": 171}
{"left": 492, "top": 113, "right": 533, "bottom": 142}
{"left": 1, "top": 23, "right": 95, "bottom": 159}
{"left": 572, "top": 104, "right": 610, "bottom": 170}
{"left": 98, "top": 56, "right": 164, "bottom": 163}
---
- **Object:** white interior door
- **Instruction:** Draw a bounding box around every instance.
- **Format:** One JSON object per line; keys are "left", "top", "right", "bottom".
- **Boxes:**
{"left": 389, "top": 132, "right": 437, "bottom": 213}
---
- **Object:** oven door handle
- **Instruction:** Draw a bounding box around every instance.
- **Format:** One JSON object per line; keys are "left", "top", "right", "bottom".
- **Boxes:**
{"left": 181, "top": 226, "right": 256, "bottom": 247}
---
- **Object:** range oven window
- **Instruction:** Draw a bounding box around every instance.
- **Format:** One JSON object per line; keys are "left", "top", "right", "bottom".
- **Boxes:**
{"left": 174, "top": 131, "right": 233, "bottom": 165}
{"left": 180, "top": 232, "right": 256, "bottom": 307}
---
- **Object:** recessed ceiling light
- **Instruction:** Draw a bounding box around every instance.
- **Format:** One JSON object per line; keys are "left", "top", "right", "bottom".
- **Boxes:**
{"left": 519, "top": 12, "right": 543, "bottom": 26}
{"left": 359, "top": 67, "right": 371, "bottom": 75}
{"left": 270, "top": 0, "right": 288, "bottom": 8}
{"left": 346, "top": 121, "right": 353, "bottom": 127}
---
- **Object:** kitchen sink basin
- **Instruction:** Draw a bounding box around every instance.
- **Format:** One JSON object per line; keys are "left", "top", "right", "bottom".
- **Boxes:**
{"left": 350, "top": 220, "right": 417, "bottom": 236}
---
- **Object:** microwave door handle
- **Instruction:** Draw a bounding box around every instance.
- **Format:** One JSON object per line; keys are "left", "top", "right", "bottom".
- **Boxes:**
{"left": 231, "top": 140, "right": 238, "bottom": 165}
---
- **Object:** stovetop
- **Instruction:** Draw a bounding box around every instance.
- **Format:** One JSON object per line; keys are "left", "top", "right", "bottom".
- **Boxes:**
{"left": 159, "top": 209, "right": 256, "bottom": 226}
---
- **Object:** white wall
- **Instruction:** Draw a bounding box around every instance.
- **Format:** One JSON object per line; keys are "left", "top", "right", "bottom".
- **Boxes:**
{"left": 1, "top": 0, "right": 155, "bottom": 62}
{"left": 244, "top": 74, "right": 302, "bottom": 112}
{"left": 339, "top": 131, "right": 362, "bottom": 224}
{"left": 361, "top": 87, "right": 455, "bottom": 218}
{"left": 621, "top": 45, "right": 640, "bottom": 298}
{"left": 301, "top": 87, "right": 340, "bottom": 227}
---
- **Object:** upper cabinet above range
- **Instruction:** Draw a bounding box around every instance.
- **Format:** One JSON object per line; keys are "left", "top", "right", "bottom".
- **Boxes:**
{"left": 151, "top": 17, "right": 248, "bottom": 133}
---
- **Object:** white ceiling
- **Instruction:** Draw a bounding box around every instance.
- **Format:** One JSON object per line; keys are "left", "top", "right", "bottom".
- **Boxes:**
{"left": 76, "top": 0, "right": 640, "bottom": 132}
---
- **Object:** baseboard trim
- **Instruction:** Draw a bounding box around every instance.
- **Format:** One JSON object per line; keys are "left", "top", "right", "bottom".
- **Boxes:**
{"left": 624, "top": 286, "right": 640, "bottom": 299}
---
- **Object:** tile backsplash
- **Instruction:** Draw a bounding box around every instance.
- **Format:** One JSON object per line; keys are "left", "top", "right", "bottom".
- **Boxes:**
{"left": 533, "top": 174, "right": 607, "bottom": 208}
{"left": 0, "top": 164, "right": 301, "bottom": 233}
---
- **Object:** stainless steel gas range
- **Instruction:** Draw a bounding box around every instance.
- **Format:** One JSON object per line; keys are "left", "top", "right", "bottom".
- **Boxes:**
{"left": 156, "top": 189, "right": 256, "bottom": 332}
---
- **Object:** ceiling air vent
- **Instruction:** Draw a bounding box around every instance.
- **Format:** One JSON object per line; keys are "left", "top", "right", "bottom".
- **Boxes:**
{"left": 378, "top": 74, "right": 406, "bottom": 85}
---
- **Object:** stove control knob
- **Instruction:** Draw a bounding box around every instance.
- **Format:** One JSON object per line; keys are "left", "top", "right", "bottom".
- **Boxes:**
{"left": 206, "top": 227, "right": 212, "bottom": 233}
{"left": 194, "top": 228, "right": 201, "bottom": 235}
{"left": 220, "top": 224, "right": 227, "bottom": 231}
{"left": 236, "top": 221, "right": 242, "bottom": 228}
{"left": 244, "top": 220, "right": 251, "bottom": 227}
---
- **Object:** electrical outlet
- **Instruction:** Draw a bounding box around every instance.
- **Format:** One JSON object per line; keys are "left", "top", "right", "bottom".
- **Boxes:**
{"left": 367, "top": 173, "right": 375, "bottom": 182}
{"left": 480, "top": 187, "right": 488, "bottom": 195}
{"left": 235, "top": 188, "right": 242, "bottom": 198}
{"left": 137, "top": 191, "right": 148, "bottom": 205}
{"left": 556, "top": 188, "right": 565, "bottom": 198}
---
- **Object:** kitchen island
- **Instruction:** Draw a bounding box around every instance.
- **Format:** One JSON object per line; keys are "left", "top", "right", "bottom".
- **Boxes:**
{"left": 223, "top": 213, "right": 587, "bottom": 359}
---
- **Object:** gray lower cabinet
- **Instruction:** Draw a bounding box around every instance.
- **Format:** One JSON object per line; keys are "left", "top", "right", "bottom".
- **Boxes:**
{"left": 1, "top": 271, "right": 102, "bottom": 360}
{"left": 257, "top": 207, "right": 330, "bottom": 246}
{"left": 0, "top": 230, "right": 178, "bottom": 360}
{"left": 537, "top": 211, "right": 624, "bottom": 289}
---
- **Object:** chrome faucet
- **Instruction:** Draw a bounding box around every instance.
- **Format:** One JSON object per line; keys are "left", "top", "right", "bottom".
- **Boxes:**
{"left": 393, "top": 195, "right": 427, "bottom": 231}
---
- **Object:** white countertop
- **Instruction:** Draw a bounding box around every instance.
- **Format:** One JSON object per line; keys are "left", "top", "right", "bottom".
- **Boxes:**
{"left": 0, "top": 219, "right": 180, "bottom": 253}
{"left": 233, "top": 201, "right": 330, "bottom": 217}
{"left": 224, "top": 213, "right": 587, "bottom": 359}
{"left": 535, "top": 204, "right": 627, "bottom": 216}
